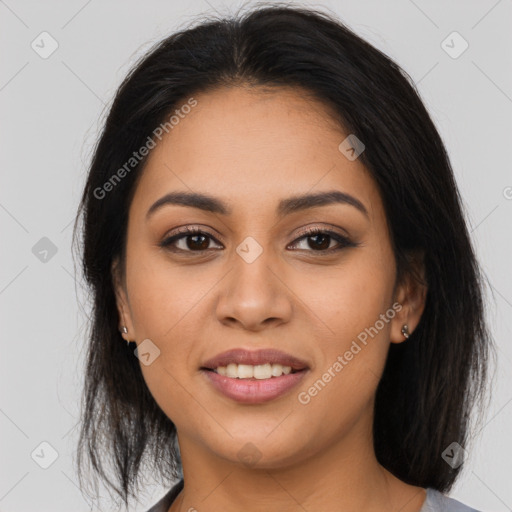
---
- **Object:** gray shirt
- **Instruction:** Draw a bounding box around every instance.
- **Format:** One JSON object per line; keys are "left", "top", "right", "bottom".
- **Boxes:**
{"left": 147, "top": 480, "right": 482, "bottom": 511}
{"left": 421, "top": 488, "right": 481, "bottom": 511}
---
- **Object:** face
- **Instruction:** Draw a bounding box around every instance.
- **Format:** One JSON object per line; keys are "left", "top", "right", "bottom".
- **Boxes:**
{"left": 113, "top": 86, "right": 425, "bottom": 469}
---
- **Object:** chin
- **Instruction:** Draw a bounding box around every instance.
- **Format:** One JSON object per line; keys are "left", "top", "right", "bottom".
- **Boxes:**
{"left": 200, "top": 429, "right": 314, "bottom": 470}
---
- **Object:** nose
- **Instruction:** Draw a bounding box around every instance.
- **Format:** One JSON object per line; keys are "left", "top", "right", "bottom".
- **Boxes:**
{"left": 215, "top": 248, "right": 293, "bottom": 332}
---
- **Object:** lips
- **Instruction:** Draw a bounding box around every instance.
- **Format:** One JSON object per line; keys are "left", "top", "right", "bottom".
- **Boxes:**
{"left": 202, "top": 368, "right": 308, "bottom": 404}
{"left": 201, "top": 348, "right": 309, "bottom": 372}
{"left": 200, "top": 348, "right": 310, "bottom": 403}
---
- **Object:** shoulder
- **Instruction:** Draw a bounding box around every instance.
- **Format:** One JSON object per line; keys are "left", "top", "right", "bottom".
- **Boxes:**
{"left": 421, "top": 488, "right": 482, "bottom": 512}
{"left": 146, "top": 479, "right": 184, "bottom": 512}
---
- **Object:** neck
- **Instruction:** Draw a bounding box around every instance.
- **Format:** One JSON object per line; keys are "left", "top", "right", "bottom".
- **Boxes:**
{"left": 171, "top": 416, "right": 426, "bottom": 512}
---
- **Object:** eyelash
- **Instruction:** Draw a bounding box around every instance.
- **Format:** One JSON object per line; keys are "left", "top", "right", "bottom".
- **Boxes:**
{"left": 159, "top": 226, "right": 358, "bottom": 255}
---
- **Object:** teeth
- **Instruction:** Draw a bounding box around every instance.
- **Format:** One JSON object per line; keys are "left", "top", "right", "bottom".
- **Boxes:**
{"left": 254, "top": 363, "right": 271, "bottom": 379}
{"left": 226, "top": 363, "right": 238, "bottom": 378}
{"left": 238, "top": 364, "right": 254, "bottom": 378}
{"left": 214, "top": 363, "right": 293, "bottom": 379}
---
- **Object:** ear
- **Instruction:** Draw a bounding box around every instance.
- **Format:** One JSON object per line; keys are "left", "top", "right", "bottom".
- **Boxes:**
{"left": 111, "top": 257, "right": 135, "bottom": 342}
{"left": 390, "top": 250, "right": 428, "bottom": 344}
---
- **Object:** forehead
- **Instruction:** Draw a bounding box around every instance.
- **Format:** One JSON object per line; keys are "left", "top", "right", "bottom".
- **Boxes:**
{"left": 130, "top": 85, "right": 381, "bottom": 221}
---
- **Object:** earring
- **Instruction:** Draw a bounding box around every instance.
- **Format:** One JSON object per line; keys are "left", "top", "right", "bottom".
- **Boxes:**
{"left": 120, "top": 326, "right": 131, "bottom": 346}
{"left": 401, "top": 324, "right": 410, "bottom": 339}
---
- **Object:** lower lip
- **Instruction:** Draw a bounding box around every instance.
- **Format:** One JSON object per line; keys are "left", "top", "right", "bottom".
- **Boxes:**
{"left": 201, "top": 369, "right": 308, "bottom": 404}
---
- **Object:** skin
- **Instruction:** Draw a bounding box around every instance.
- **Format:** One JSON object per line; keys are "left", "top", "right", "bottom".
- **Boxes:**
{"left": 113, "top": 86, "right": 428, "bottom": 512}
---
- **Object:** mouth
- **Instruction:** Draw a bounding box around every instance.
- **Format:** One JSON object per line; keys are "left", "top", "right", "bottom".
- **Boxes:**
{"left": 200, "top": 348, "right": 309, "bottom": 404}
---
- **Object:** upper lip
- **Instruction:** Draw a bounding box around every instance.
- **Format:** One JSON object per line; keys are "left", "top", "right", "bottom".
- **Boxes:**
{"left": 201, "top": 348, "right": 309, "bottom": 371}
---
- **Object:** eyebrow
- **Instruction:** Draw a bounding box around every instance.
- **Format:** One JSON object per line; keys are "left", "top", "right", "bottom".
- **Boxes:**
{"left": 146, "top": 190, "right": 369, "bottom": 220}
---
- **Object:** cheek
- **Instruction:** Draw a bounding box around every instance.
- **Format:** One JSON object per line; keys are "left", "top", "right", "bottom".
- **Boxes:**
{"left": 294, "top": 244, "right": 395, "bottom": 402}
{"left": 124, "top": 247, "right": 218, "bottom": 396}
{"left": 295, "top": 247, "right": 395, "bottom": 347}
{"left": 293, "top": 273, "right": 394, "bottom": 442}
{"left": 124, "top": 244, "right": 214, "bottom": 340}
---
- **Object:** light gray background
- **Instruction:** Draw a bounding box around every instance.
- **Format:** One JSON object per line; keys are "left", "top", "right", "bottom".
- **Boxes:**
{"left": 1, "top": 0, "right": 511, "bottom": 510}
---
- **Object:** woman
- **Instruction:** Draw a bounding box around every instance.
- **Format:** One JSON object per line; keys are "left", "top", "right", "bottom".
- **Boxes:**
{"left": 74, "top": 4, "right": 492, "bottom": 511}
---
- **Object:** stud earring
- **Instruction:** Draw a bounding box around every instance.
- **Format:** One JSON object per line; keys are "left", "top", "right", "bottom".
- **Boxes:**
{"left": 401, "top": 324, "right": 410, "bottom": 339}
{"left": 120, "top": 326, "right": 131, "bottom": 346}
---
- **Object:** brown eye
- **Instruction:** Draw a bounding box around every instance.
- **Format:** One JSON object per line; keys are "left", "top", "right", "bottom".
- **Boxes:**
{"left": 183, "top": 233, "right": 211, "bottom": 251}
{"left": 305, "top": 233, "right": 332, "bottom": 251}
{"left": 160, "top": 227, "right": 222, "bottom": 253}
{"left": 289, "top": 228, "right": 357, "bottom": 253}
